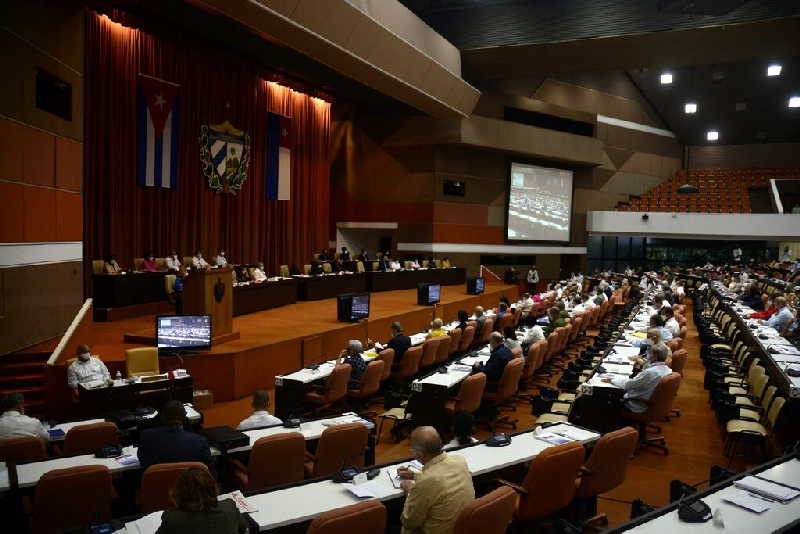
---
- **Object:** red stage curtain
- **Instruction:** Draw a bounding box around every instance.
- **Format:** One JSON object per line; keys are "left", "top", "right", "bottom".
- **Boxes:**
{"left": 84, "top": 10, "right": 331, "bottom": 276}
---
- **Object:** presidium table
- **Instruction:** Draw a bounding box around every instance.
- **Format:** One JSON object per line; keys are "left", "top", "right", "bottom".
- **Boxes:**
{"left": 292, "top": 268, "right": 467, "bottom": 300}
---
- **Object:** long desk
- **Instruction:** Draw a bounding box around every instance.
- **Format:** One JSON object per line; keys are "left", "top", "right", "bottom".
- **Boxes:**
{"left": 78, "top": 375, "right": 194, "bottom": 418}
{"left": 607, "top": 453, "right": 800, "bottom": 533}
{"left": 233, "top": 278, "right": 298, "bottom": 316}
{"left": 92, "top": 272, "right": 167, "bottom": 307}
{"left": 366, "top": 268, "right": 466, "bottom": 292}
{"left": 293, "top": 273, "right": 368, "bottom": 300}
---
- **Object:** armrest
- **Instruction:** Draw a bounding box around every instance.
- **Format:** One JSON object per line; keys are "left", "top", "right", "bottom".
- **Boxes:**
{"left": 495, "top": 478, "right": 528, "bottom": 495}
{"left": 229, "top": 458, "right": 248, "bottom": 474}
{"left": 579, "top": 466, "right": 592, "bottom": 476}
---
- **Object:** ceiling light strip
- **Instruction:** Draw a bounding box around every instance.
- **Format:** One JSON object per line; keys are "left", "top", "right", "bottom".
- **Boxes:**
{"left": 397, "top": 242, "right": 587, "bottom": 255}
{"left": 597, "top": 115, "right": 675, "bottom": 138}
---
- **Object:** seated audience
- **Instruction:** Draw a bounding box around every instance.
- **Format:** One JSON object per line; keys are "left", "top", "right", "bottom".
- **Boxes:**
{"left": 383, "top": 322, "right": 412, "bottom": 364}
{"left": 503, "top": 326, "right": 521, "bottom": 352}
{"left": 214, "top": 250, "right": 227, "bottom": 268}
{"left": 473, "top": 306, "right": 487, "bottom": 338}
{"left": 426, "top": 318, "right": 448, "bottom": 339}
{"left": 192, "top": 250, "right": 209, "bottom": 270}
{"left": 444, "top": 412, "right": 477, "bottom": 450}
{"left": 339, "top": 246, "right": 350, "bottom": 261}
{"left": 0, "top": 393, "right": 48, "bottom": 442}
{"left": 329, "top": 258, "right": 342, "bottom": 272}
{"left": 397, "top": 426, "right": 474, "bottom": 534}
{"left": 238, "top": 390, "right": 282, "bottom": 430}
{"left": 156, "top": 466, "right": 246, "bottom": 534}
{"left": 441, "top": 257, "right": 453, "bottom": 268}
{"left": 764, "top": 296, "right": 795, "bottom": 333}
{"left": 67, "top": 344, "right": 111, "bottom": 394}
{"left": 137, "top": 401, "right": 212, "bottom": 471}
{"left": 165, "top": 251, "right": 182, "bottom": 272}
{"left": 310, "top": 260, "right": 324, "bottom": 276}
{"left": 356, "top": 249, "right": 369, "bottom": 262}
{"left": 409, "top": 257, "right": 421, "bottom": 270}
{"left": 739, "top": 284, "right": 764, "bottom": 310}
{"left": 338, "top": 340, "right": 368, "bottom": 385}
{"left": 251, "top": 262, "right": 267, "bottom": 282}
{"left": 142, "top": 252, "right": 162, "bottom": 272}
{"left": 495, "top": 302, "right": 509, "bottom": 325}
{"left": 104, "top": 254, "right": 121, "bottom": 274}
{"left": 473, "top": 332, "right": 515, "bottom": 390}
{"left": 390, "top": 257, "right": 402, "bottom": 271}
{"left": 234, "top": 265, "right": 251, "bottom": 284}
{"left": 542, "top": 307, "right": 566, "bottom": 336}
{"left": 455, "top": 310, "right": 469, "bottom": 333}
{"left": 518, "top": 293, "right": 534, "bottom": 316}
{"left": 662, "top": 307, "right": 680, "bottom": 338}
{"left": 521, "top": 322, "right": 545, "bottom": 345}
{"left": 603, "top": 343, "right": 672, "bottom": 413}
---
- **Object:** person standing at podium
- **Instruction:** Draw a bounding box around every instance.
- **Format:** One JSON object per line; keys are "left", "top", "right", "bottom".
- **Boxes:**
{"left": 192, "top": 250, "right": 209, "bottom": 270}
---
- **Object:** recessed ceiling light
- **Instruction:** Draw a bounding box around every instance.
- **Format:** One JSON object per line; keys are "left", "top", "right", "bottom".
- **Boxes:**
{"left": 767, "top": 64, "right": 782, "bottom": 77}
{"left": 684, "top": 102, "right": 697, "bottom": 114}
{"left": 660, "top": 72, "right": 673, "bottom": 85}
{"left": 707, "top": 130, "right": 719, "bottom": 141}
{"left": 789, "top": 96, "right": 800, "bottom": 108}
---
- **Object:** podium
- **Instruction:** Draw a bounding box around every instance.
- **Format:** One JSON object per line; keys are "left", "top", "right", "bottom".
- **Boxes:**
{"left": 183, "top": 266, "right": 240, "bottom": 344}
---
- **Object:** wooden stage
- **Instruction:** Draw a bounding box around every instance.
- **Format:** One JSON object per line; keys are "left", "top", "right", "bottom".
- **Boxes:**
{"left": 90, "top": 281, "right": 519, "bottom": 402}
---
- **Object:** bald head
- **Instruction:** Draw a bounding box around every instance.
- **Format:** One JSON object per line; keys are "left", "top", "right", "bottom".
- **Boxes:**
{"left": 410, "top": 426, "right": 442, "bottom": 461}
{"left": 774, "top": 296, "right": 787, "bottom": 309}
{"left": 646, "top": 328, "right": 662, "bottom": 344}
{"left": 489, "top": 331, "right": 504, "bottom": 349}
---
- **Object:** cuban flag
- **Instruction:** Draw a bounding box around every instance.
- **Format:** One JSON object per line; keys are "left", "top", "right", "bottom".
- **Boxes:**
{"left": 137, "top": 75, "right": 180, "bottom": 188}
{"left": 266, "top": 112, "right": 291, "bottom": 200}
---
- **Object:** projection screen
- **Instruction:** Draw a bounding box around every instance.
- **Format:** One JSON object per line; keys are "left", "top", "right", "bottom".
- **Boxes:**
{"left": 506, "top": 162, "right": 573, "bottom": 242}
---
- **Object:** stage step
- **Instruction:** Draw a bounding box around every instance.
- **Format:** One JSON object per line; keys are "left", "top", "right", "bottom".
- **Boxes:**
{"left": 0, "top": 373, "right": 45, "bottom": 387}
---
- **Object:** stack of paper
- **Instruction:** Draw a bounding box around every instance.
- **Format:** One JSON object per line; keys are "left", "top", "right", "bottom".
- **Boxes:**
{"left": 346, "top": 479, "right": 396, "bottom": 499}
{"left": 734, "top": 476, "right": 800, "bottom": 502}
{"left": 722, "top": 490, "right": 771, "bottom": 513}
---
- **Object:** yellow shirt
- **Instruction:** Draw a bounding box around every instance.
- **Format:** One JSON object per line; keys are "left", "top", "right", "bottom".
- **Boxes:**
{"left": 426, "top": 329, "right": 448, "bottom": 339}
{"left": 401, "top": 453, "right": 474, "bottom": 534}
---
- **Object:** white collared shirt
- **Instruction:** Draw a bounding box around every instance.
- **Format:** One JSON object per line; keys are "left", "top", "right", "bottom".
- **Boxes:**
{"left": 237, "top": 410, "right": 283, "bottom": 430}
{"left": 192, "top": 256, "right": 209, "bottom": 268}
{"left": 166, "top": 256, "right": 181, "bottom": 270}
{"left": 215, "top": 255, "right": 227, "bottom": 267}
{"left": 252, "top": 268, "right": 267, "bottom": 282}
{"left": 0, "top": 410, "right": 48, "bottom": 442}
{"left": 665, "top": 317, "right": 680, "bottom": 337}
{"left": 67, "top": 357, "right": 110, "bottom": 389}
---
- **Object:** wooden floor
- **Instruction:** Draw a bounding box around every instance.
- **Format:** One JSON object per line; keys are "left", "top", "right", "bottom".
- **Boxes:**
{"left": 203, "top": 299, "right": 736, "bottom": 528}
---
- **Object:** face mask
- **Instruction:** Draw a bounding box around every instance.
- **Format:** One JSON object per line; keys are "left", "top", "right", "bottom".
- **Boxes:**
{"left": 79, "top": 353, "right": 90, "bottom": 362}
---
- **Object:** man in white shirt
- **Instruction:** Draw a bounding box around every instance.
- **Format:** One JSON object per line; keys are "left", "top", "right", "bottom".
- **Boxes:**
{"left": 518, "top": 293, "right": 534, "bottom": 315}
{"left": 781, "top": 247, "right": 793, "bottom": 263}
{"left": 764, "top": 297, "right": 795, "bottom": 333}
{"left": 390, "top": 259, "right": 401, "bottom": 271}
{"left": 584, "top": 293, "right": 597, "bottom": 309}
{"left": 215, "top": 250, "right": 228, "bottom": 267}
{"left": 732, "top": 246, "right": 742, "bottom": 263}
{"left": 165, "top": 251, "right": 182, "bottom": 272}
{"left": 251, "top": 262, "right": 267, "bottom": 282}
{"left": 662, "top": 307, "right": 680, "bottom": 338}
{"left": 526, "top": 266, "right": 540, "bottom": 294}
{"left": 521, "top": 324, "right": 545, "bottom": 345}
{"left": 0, "top": 393, "right": 48, "bottom": 442}
{"left": 237, "top": 390, "right": 282, "bottom": 430}
{"left": 67, "top": 344, "right": 111, "bottom": 394}
{"left": 604, "top": 343, "right": 672, "bottom": 413}
{"left": 192, "top": 250, "right": 209, "bottom": 269}
{"left": 571, "top": 296, "right": 585, "bottom": 314}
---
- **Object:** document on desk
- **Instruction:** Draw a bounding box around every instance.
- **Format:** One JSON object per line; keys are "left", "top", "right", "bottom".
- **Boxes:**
{"left": 735, "top": 476, "right": 800, "bottom": 502}
{"left": 386, "top": 461, "right": 423, "bottom": 488}
{"left": 346, "top": 479, "right": 395, "bottom": 499}
{"left": 722, "top": 490, "right": 771, "bottom": 513}
{"left": 122, "top": 511, "right": 163, "bottom": 534}
{"left": 220, "top": 490, "right": 258, "bottom": 513}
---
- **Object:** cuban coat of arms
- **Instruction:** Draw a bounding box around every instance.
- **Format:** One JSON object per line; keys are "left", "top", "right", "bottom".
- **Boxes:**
{"left": 199, "top": 120, "right": 251, "bottom": 194}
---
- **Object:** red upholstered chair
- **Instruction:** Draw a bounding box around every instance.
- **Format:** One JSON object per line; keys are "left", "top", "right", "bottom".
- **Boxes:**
{"left": 434, "top": 335, "right": 451, "bottom": 364}
{"left": 622, "top": 373, "right": 682, "bottom": 454}
{"left": 30, "top": 465, "right": 113, "bottom": 534}
{"left": 453, "top": 486, "right": 517, "bottom": 534}
{"left": 459, "top": 326, "right": 475, "bottom": 352}
{"left": 0, "top": 436, "right": 47, "bottom": 464}
{"left": 445, "top": 372, "right": 487, "bottom": 415}
{"left": 478, "top": 318, "right": 495, "bottom": 345}
{"left": 63, "top": 422, "right": 120, "bottom": 456}
{"left": 482, "top": 358, "right": 524, "bottom": 430}
{"left": 304, "top": 422, "right": 368, "bottom": 478}
{"left": 448, "top": 328, "right": 462, "bottom": 356}
{"left": 307, "top": 500, "right": 386, "bottom": 534}
{"left": 347, "top": 360, "right": 385, "bottom": 411}
{"left": 232, "top": 433, "right": 305, "bottom": 492}
{"left": 304, "top": 364, "right": 352, "bottom": 414}
{"left": 420, "top": 338, "right": 441, "bottom": 368}
{"left": 376, "top": 348, "right": 394, "bottom": 383}
{"left": 392, "top": 345, "right": 423, "bottom": 383}
{"left": 139, "top": 462, "right": 208, "bottom": 513}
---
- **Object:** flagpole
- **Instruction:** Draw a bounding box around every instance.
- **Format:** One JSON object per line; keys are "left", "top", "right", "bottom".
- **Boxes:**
{"left": 138, "top": 73, "right": 181, "bottom": 87}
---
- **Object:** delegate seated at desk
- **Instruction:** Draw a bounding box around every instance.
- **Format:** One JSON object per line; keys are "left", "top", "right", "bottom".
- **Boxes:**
{"left": 310, "top": 261, "right": 324, "bottom": 276}
{"left": 67, "top": 344, "right": 111, "bottom": 398}
{"left": 426, "top": 318, "right": 448, "bottom": 340}
{"left": 396, "top": 426, "right": 474, "bottom": 534}
{"left": 762, "top": 297, "right": 796, "bottom": 333}
{"left": 382, "top": 322, "right": 411, "bottom": 364}
{"left": 104, "top": 255, "right": 122, "bottom": 274}
{"left": 251, "top": 262, "right": 267, "bottom": 282}
{"left": 138, "top": 401, "right": 213, "bottom": 472}
{"left": 166, "top": 251, "right": 182, "bottom": 272}
{"left": 473, "top": 332, "right": 515, "bottom": 391}
{"left": 142, "top": 252, "right": 163, "bottom": 272}
{"left": 192, "top": 250, "right": 210, "bottom": 270}
{"left": 237, "top": 390, "right": 282, "bottom": 430}
{"left": 338, "top": 340, "right": 368, "bottom": 386}
{"left": 339, "top": 246, "right": 350, "bottom": 262}
{"left": 603, "top": 343, "right": 672, "bottom": 413}
{"left": 0, "top": 392, "right": 49, "bottom": 442}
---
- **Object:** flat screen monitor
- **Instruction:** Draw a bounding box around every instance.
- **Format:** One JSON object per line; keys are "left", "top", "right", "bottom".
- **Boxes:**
{"left": 506, "top": 162, "right": 573, "bottom": 242}
{"left": 337, "top": 292, "right": 370, "bottom": 322}
{"left": 467, "top": 277, "right": 485, "bottom": 295}
{"left": 417, "top": 283, "right": 441, "bottom": 305}
{"left": 156, "top": 315, "right": 211, "bottom": 352}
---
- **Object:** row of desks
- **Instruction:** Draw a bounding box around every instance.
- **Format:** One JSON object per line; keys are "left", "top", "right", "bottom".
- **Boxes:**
{"left": 92, "top": 268, "right": 466, "bottom": 309}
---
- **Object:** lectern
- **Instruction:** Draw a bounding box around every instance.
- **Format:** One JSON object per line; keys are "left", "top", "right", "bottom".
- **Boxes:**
{"left": 183, "top": 267, "right": 239, "bottom": 343}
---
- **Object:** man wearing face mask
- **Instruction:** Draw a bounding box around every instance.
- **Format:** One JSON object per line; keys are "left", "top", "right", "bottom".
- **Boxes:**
{"left": 252, "top": 262, "right": 267, "bottom": 282}
{"left": 67, "top": 344, "right": 111, "bottom": 397}
{"left": 214, "top": 249, "right": 228, "bottom": 268}
{"left": 192, "top": 250, "right": 209, "bottom": 270}
{"left": 166, "top": 251, "right": 182, "bottom": 272}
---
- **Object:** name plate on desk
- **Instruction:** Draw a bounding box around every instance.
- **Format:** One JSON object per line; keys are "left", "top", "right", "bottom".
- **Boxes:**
{"left": 141, "top": 373, "right": 169, "bottom": 383}
{"left": 411, "top": 382, "right": 423, "bottom": 392}
{"left": 274, "top": 377, "right": 284, "bottom": 387}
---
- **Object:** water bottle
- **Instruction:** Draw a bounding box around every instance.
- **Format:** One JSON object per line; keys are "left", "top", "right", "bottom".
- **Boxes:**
{"left": 115, "top": 371, "right": 122, "bottom": 384}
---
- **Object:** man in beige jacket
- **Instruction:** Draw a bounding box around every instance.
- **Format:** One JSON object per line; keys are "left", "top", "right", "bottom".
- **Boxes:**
{"left": 397, "top": 426, "right": 474, "bottom": 534}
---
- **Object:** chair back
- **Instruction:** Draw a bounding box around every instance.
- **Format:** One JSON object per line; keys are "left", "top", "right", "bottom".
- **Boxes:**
{"left": 448, "top": 328, "right": 462, "bottom": 356}
{"left": 140, "top": 462, "right": 208, "bottom": 512}
{"left": 493, "top": 357, "right": 524, "bottom": 404}
{"left": 31, "top": 465, "right": 113, "bottom": 534}
{"left": 356, "top": 261, "right": 365, "bottom": 273}
{"left": 323, "top": 364, "right": 352, "bottom": 404}
{"left": 496, "top": 314, "right": 514, "bottom": 333}
{"left": 459, "top": 326, "right": 475, "bottom": 352}
{"left": 394, "top": 345, "right": 423, "bottom": 380}
{"left": 644, "top": 373, "right": 682, "bottom": 422}
{"left": 133, "top": 258, "right": 144, "bottom": 271}
{"left": 350, "top": 360, "right": 384, "bottom": 399}
{"left": 64, "top": 422, "right": 120, "bottom": 456}
{"left": 0, "top": 436, "right": 47, "bottom": 464}
{"left": 125, "top": 346, "right": 160, "bottom": 378}
{"left": 558, "top": 325, "right": 572, "bottom": 353}
{"left": 322, "top": 263, "right": 332, "bottom": 273}
{"left": 304, "top": 264, "right": 312, "bottom": 275}
{"left": 568, "top": 315, "right": 582, "bottom": 343}
{"left": 666, "top": 338, "right": 683, "bottom": 352}
{"left": 92, "top": 259, "right": 105, "bottom": 274}
{"left": 420, "top": 338, "right": 440, "bottom": 368}
{"left": 517, "top": 441, "right": 585, "bottom": 521}
{"left": 453, "top": 486, "right": 516, "bottom": 534}
{"left": 454, "top": 372, "right": 487, "bottom": 414}
{"left": 434, "top": 336, "right": 451, "bottom": 364}
{"left": 575, "top": 427, "right": 638, "bottom": 498}
{"left": 164, "top": 274, "right": 176, "bottom": 295}
{"left": 668, "top": 349, "right": 688, "bottom": 376}
{"left": 280, "top": 265, "right": 290, "bottom": 277}
{"left": 529, "top": 340, "right": 547, "bottom": 376}
{"left": 480, "top": 318, "right": 495, "bottom": 344}
{"left": 313, "top": 423, "right": 368, "bottom": 477}
{"left": 377, "top": 348, "right": 395, "bottom": 382}
{"left": 247, "top": 433, "right": 305, "bottom": 491}
{"left": 307, "top": 500, "right": 387, "bottom": 534}
{"left": 766, "top": 396, "right": 786, "bottom": 429}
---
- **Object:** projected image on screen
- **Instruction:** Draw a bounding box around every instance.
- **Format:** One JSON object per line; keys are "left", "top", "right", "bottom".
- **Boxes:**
{"left": 157, "top": 315, "right": 211, "bottom": 349}
{"left": 507, "top": 162, "right": 573, "bottom": 241}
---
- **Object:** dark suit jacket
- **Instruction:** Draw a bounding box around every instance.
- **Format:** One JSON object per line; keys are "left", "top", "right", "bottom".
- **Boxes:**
{"left": 137, "top": 425, "right": 212, "bottom": 471}
{"left": 378, "top": 260, "right": 390, "bottom": 271}
{"left": 156, "top": 499, "right": 246, "bottom": 534}
{"left": 310, "top": 262, "right": 324, "bottom": 276}
{"left": 387, "top": 334, "right": 412, "bottom": 363}
{"left": 481, "top": 344, "right": 514, "bottom": 382}
{"left": 340, "top": 251, "right": 351, "bottom": 261}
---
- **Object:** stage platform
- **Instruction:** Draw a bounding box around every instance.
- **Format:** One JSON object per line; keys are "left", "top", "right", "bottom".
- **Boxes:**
{"left": 90, "top": 282, "right": 519, "bottom": 402}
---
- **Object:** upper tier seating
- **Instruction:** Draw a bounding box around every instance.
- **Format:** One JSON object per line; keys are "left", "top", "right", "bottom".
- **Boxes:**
{"left": 616, "top": 168, "right": 800, "bottom": 214}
